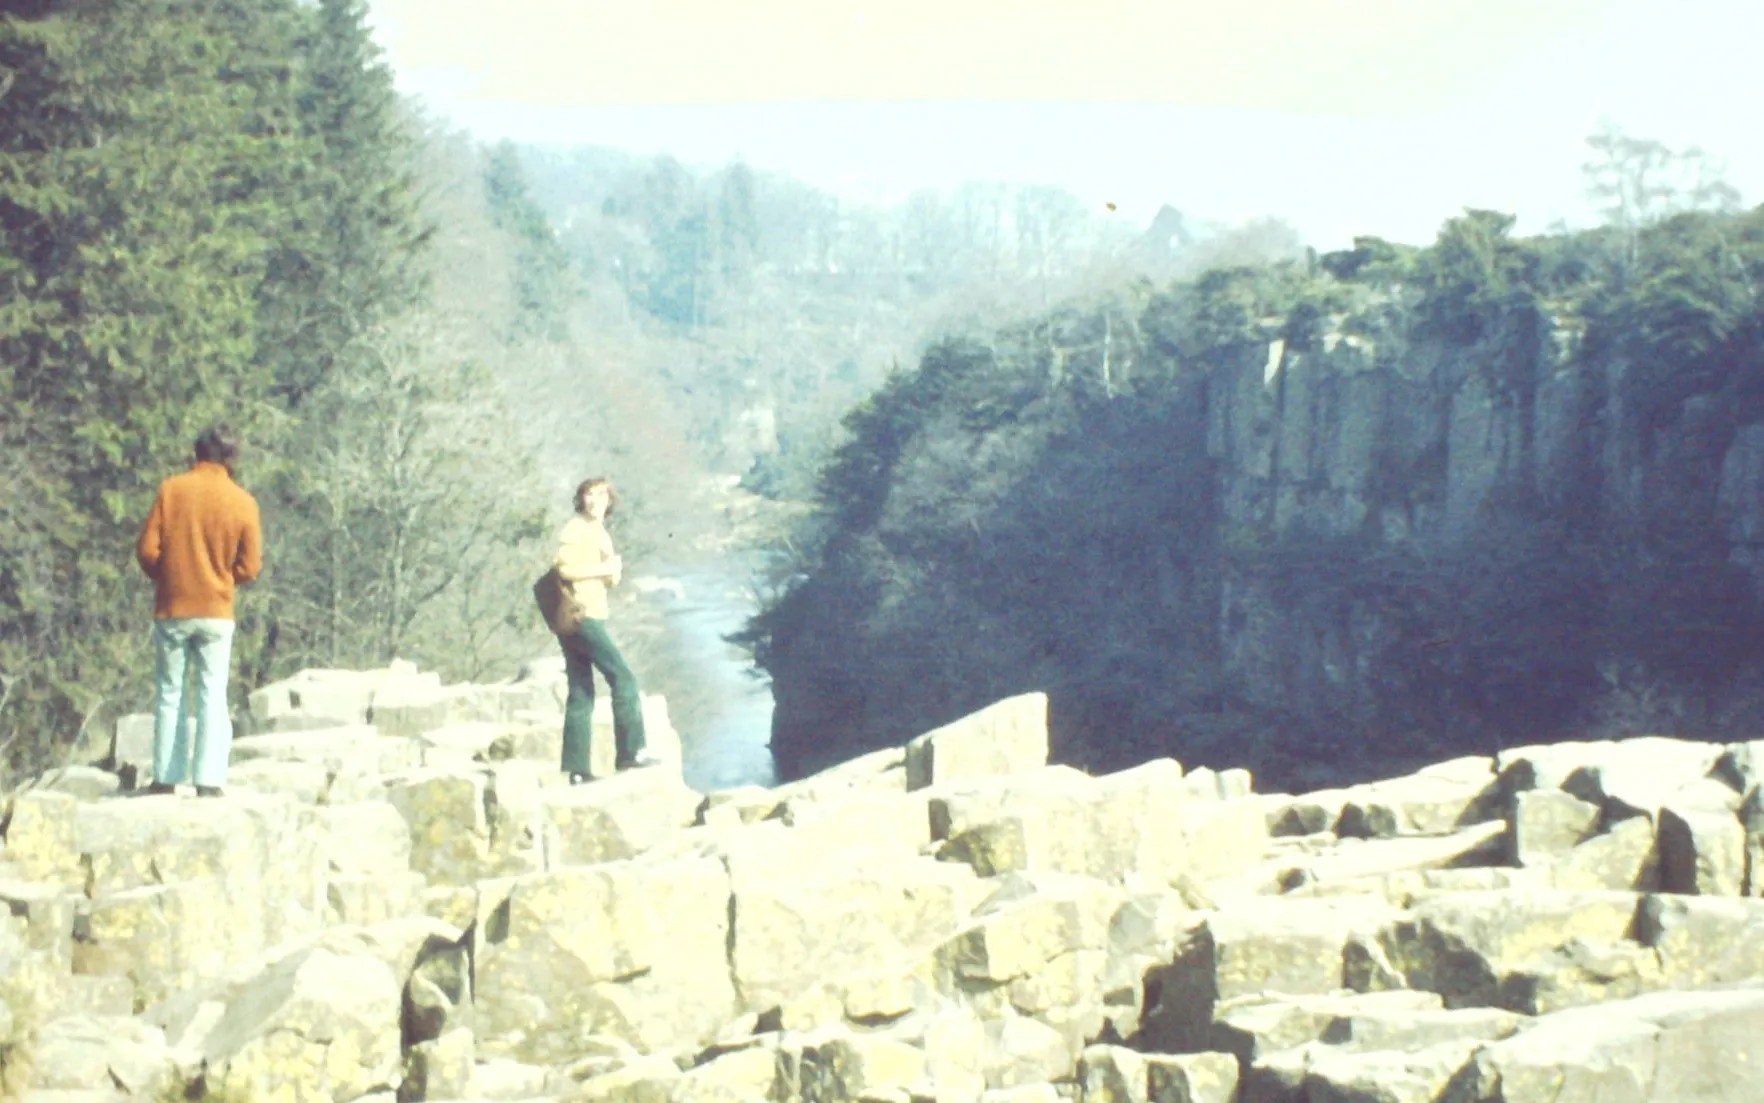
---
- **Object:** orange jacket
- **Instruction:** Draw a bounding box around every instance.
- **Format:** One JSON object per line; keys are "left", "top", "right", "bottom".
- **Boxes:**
{"left": 136, "top": 461, "right": 263, "bottom": 620}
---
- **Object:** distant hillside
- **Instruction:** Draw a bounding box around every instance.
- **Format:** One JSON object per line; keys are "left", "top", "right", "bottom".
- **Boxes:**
{"left": 510, "top": 143, "right": 1307, "bottom": 498}
{"left": 751, "top": 207, "right": 1764, "bottom": 791}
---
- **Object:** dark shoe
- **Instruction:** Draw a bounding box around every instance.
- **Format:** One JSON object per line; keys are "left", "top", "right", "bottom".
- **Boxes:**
{"left": 568, "top": 772, "right": 591, "bottom": 786}
{"left": 144, "top": 781, "right": 177, "bottom": 796}
{"left": 195, "top": 785, "right": 224, "bottom": 798}
{"left": 617, "top": 751, "right": 663, "bottom": 771}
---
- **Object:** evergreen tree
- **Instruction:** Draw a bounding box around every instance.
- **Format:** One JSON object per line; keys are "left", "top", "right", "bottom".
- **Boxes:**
{"left": 0, "top": 0, "right": 306, "bottom": 771}
{"left": 246, "top": 0, "right": 435, "bottom": 673}
{"left": 253, "top": 0, "right": 426, "bottom": 407}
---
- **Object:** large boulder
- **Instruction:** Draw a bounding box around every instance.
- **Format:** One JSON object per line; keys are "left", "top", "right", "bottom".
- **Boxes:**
{"left": 384, "top": 769, "right": 496, "bottom": 886}
{"left": 1300, "top": 1038, "right": 1484, "bottom": 1103}
{"left": 473, "top": 856, "right": 738, "bottom": 1060}
{"left": 230, "top": 727, "right": 423, "bottom": 781}
{"left": 154, "top": 937, "right": 406, "bottom": 1102}
{"left": 905, "top": 693, "right": 1050, "bottom": 791}
{"left": 776, "top": 788, "right": 937, "bottom": 857}
{"left": 981, "top": 1014, "right": 1073, "bottom": 1090}
{"left": 319, "top": 802, "right": 414, "bottom": 878}
{"left": 1510, "top": 789, "right": 1601, "bottom": 866}
{"left": 0, "top": 880, "right": 77, "bottom": 975}
{"left": 1656, "top": 801, "right": 1746, "bottom": 896}
{"left": 1544, "top": 816, "right": 1661, "bottom": 891}
{"left": 934, "top": 759, "right": 1268, "bottom": 888}
{"left": 1334, "top": 757, "right": 1499, "bottom": 839}
{"left": 3, "top": 791, "right": 81, "bottom": 886}
{"left": 1209, "top": 990, "right": 1449, "bottom": 1063}
{"left": 1276, "top": 821, "right": 1507, "bottom": 894}
{"left": 731, "top": 855, "right": 983, "bottom": 1015}
{"left": 1556, "top": 739, "right": 1727, "bottom": 821}
{"left": 225, "top": 758, "right": 333, "bottom": 804}
{"left": 770, "top": 747, "right": 910, "bottom": 811}
{"left": 936, "top": 872, "right": 1124, "bottom": 1019}
{"left": 369, "top": 679, "right": 559, "bottom": 740}
{"left": 69, "top": 794, "right": 327, "bottom": 1005}
{"left": 1450, "top": 985, "right": 1764, "bottom": 1101}
{"left": 76, "top": 878, "right": 233, "bottom": 1009}
{"left": 1373, "top": 889, "right": 1648, "bottom": 1011}
{"left": 792, "top": 1026, "right": 929, "bottom": 1103}
{"left": 1633, "top": 894, "right": 1764, "bottom": 989}
{"left": 672, "top": 1039, "right": 781, "bottom": 1103}
{"left": 540, "top": 767, "right": 703, "bottom": 867}
{"left": 1140, "top": 897, "right": 1397, "bottom": 1053}
{"left": 25, "top": 1014, "right": 190, "bottom": 1096}
{"left": 247, "top": 667, "right": 410, "bottom": 731}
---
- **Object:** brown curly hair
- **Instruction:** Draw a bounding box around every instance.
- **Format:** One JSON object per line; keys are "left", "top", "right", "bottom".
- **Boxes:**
{"left": 574, "top": 476, "right": 619, "bottom": 516}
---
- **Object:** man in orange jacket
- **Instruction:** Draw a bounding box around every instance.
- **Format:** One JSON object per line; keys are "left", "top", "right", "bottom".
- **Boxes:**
{"left": 135, "top": 425, "right": 263, "bottom": 796}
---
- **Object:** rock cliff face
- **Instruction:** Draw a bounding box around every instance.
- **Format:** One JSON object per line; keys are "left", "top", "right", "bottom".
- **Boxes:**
{"left": 759, "top": 214, "right": 1764, "bottom": 789}
{"left": 4, "top": 667, "right": 1764, "bottom": 1101}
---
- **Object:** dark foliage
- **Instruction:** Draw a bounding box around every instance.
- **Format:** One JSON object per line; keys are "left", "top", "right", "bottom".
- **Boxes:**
{"left": 755, "top": 204, "right": 1764, "bottom": 789}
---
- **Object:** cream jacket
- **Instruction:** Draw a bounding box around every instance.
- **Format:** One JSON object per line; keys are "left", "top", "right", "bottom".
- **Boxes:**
{"left": 553, "top": 515, "right": 616, "bottom": 622}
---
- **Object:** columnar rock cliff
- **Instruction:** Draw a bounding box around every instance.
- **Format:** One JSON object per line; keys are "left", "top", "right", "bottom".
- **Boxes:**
{"left": 758, "top": 211, "right": 1764, "bottom": 789}
{"left": 3, "top": 663, "right": 1764, "bottom": 1101}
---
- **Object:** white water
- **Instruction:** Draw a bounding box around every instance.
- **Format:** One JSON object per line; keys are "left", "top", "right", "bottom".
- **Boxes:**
{"left": 649, "top": 560, "right": 778, "bottom": 791}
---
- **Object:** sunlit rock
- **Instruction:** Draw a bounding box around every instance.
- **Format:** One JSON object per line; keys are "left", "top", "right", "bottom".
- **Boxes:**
{"left": 155, "top": 938, "right": 405, "bottom": 1103}
{"left": 1140, "top": 897, "right": 1397, "bottom": 1053}
{"left": 473, "top": 855, "right": 737, "bottom": 1060}
{"left": 1374, "top": 889, "right": 1643, "bottom": 1010}
{"left": 1546, "top": 816, "right": 1660, "bottom": 891}
{"left": 1453, "top": 986, "right": 1764, "bottom": 1102}
{"left": 4, "top": 790, "right": 81, "bottom": 886}
{"left": 731, "top": 856, "right": 980, "bottom": 1015}
{"left": 26, "top": 1013, "right": 188, "bottom": 1096}
{"left": 1656, "top": 801, "right": 1746, "bottom": 896}
{"left": 539, "top": 767, "right": 708, "bottom": 868}
{"left": 905, "top": 692, "right": 1050, "bottom": 791}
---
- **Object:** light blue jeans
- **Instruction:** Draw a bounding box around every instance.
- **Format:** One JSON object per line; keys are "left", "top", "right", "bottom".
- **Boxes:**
{"left": 152, "top": 618, "right": 236, "bottom": 786}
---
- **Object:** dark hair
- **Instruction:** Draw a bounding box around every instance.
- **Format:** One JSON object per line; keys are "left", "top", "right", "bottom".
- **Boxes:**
{"left": 194, "top": 425, "right": 241, "bottom": 468}
{"left": 574, "top": 477, "right": 619, "bottom": 516}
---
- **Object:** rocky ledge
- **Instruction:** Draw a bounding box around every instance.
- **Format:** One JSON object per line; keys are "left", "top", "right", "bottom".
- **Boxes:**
{"left": 1, "top": 661, "right": 1762, "bottom": 1102}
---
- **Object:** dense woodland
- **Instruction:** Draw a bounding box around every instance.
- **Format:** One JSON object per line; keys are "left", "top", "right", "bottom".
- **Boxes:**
{"left": 2, "top": 0, "right": 534, "bottom": 776}
{"left": 752, "top": 142, "right": 1764, "bottom": 789}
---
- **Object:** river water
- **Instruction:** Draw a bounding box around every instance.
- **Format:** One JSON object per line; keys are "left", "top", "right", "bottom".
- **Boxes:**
{"left": 649, "top": 560, "right": 779, "bottom": 791}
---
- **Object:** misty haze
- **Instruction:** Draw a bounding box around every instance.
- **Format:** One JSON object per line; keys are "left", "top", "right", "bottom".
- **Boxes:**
{"left": 10, "top": 1, "right": 1764, "bottom": 1099}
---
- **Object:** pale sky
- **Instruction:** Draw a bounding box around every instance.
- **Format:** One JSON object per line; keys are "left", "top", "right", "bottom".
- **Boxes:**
{"left": 368, "top": 0, "right": 1763, "bottom": 250}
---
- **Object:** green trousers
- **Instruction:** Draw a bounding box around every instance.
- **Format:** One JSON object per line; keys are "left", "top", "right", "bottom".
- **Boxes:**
{"left": 559, "top": 617, "right": 647, "bottom": 775}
